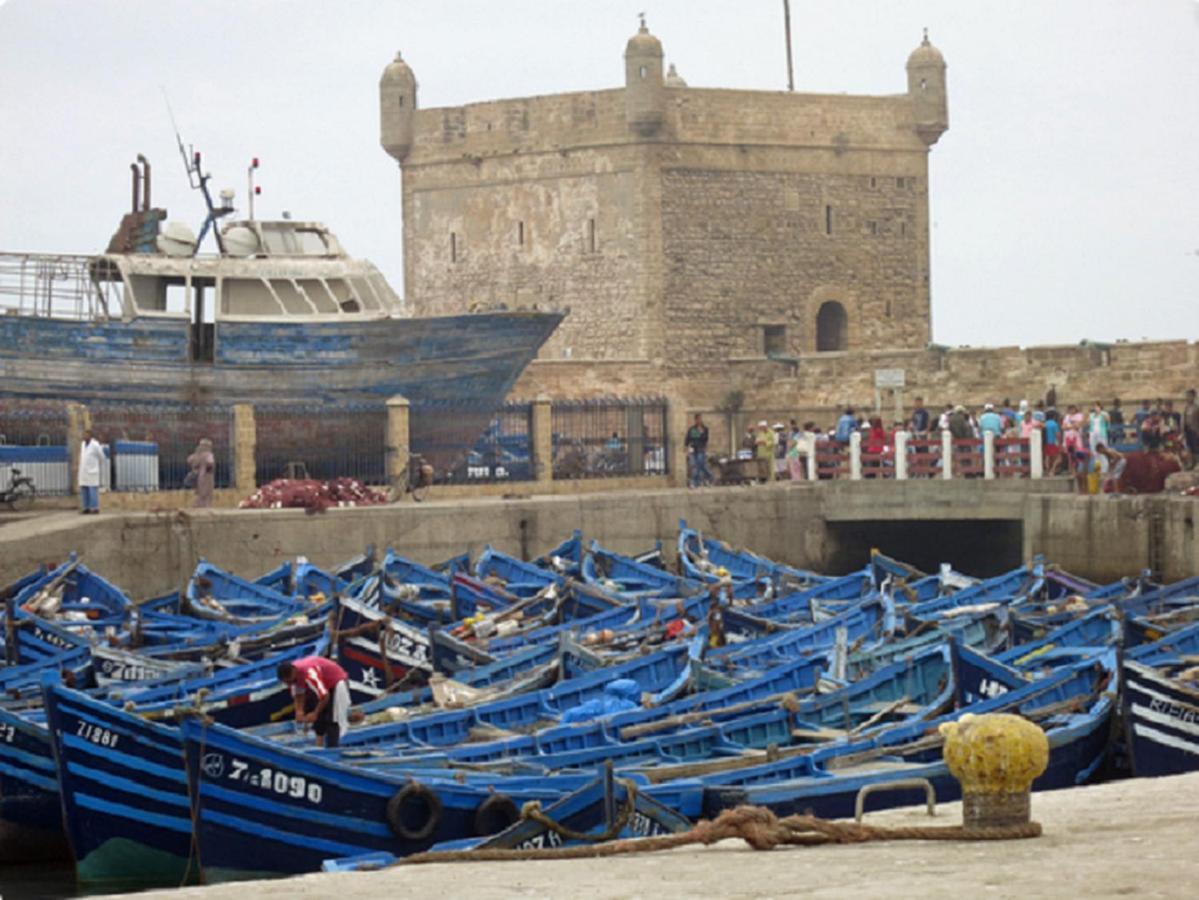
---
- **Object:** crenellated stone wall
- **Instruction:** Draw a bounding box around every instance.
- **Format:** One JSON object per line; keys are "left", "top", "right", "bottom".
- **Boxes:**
{"left": 398, "top": 76, "right": 936, "bottom": 370}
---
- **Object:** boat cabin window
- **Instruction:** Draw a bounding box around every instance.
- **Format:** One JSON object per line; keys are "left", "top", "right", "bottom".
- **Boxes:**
{"left": 218, "top": 275, "right": 389, "bottom": 317}
{"left": 221, "top": 278, "right": 281, "bottom": 316}
{"left": 297, "top": 278, "right": 338, "bottom": 314}
{"left": 325, "top": 278, "right": 365, "bottom": 312}
{"left": 348, "top": 278, "right": 374, "bottom": 311}
{"left": 259, "top": 224, "right": 330, "bottom": 257}
{"left": 126, "top": 274, "right": 190, "bottom": 317}
{"left": 269, "top": 279, "right": 312, "bottom": 315}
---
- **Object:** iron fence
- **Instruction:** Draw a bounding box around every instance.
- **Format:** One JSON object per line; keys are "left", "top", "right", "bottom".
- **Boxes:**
{"left": 427, "top": 402, "right": 535, "bottom": 485}
{"left": 551, "top": 397, "right": 669, "bottom": 480}
{"left": 89, "top": 403, "right": 234, "bottom": 491}
{"left": 255, "top": 404, "right": 386, "bottom": 486}
{"left": 0, "top": 400, "right": 69, "bottom": 447}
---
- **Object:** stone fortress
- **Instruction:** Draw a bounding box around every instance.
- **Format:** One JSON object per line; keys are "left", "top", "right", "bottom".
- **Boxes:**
{"left": 379, "top": 20, "right": 1196, "bottom": 445}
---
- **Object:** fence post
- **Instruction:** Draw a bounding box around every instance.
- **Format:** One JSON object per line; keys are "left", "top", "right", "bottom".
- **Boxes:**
{"left": 849, "top": 431, "right": 862, "bottom": 481}
{"left": 1029, "top": 429, "right": 1043, "bottom": 479}
{"left": 668, "top": 402, "right": 690, "bottom": 487}
{"left": 66, "top": 402, "right": 91, "bottom": 495}
{"left": 232, "top": 404, "right": 257, "bottom": 496}
{"left": 805, "top": 434, "right": 818, "bottom": 481}
{"left": 532, "top": 396, "right": 553, "bottom": 484}
{"left": 941, "top": 429, "right": 953, "bottom": 480}
{"left": 895, "top": 430, "right": 908, "bottom": 480}
{"left": 385, "top": 395, "right": 410, "bottom": 497}
{"left": 983, "top": 431, "right": 996, "bottom": 480}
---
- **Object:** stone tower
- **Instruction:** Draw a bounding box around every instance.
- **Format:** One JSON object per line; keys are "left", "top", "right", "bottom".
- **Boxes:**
{"left": 624, "top": 16, "right": 665, "bottom": 137}
{"left": 379, "top": 51, "right": 417, "bottom": 162}
{"left": 907, "top": 30, "right": 948, "bottom": 146}
{"left": 384, "top": 25, "right": 948, "bottom": 387}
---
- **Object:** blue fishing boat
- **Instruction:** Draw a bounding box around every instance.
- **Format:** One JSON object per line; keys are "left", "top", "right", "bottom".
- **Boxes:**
{"left": 702, "top": 649, "right": 1117, "bottom": 819}
{"left": 1122, "top": 662, "right": 1199, "bottom": 777}
{"left": 41, "top": 676, "right": 199, "bottom": 886}
{"left": 532, "top": 529, "right": 585, "bottom": 577}
{"left": 582, "top": 541, "right": 700, "bottom": 600}
{"left": 0, "top": 705, "right": 66, "bottom": 862}
{"left": 677, "top": 519, "right": 826, "bottom": 591}
{"left": 325, "top": 766, "right": 698, "bottom": 869}
{"left": 180, "top": 718, "right": 567, "bottom": 882}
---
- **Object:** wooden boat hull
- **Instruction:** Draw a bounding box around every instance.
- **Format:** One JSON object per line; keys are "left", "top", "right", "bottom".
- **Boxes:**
{"left": 1123, "top": 662, "right": 1199, "bottom": 777}
{"left": 42, "top": 680, "right": 196, "bottom": 886}
{"left": 0, "top": 310, "right": 562, "bottom": 471}
{"left": 180, "top": 719, "right": 563, "bottom": 882}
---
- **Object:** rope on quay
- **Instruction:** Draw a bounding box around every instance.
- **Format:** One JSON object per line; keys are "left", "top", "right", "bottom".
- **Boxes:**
{"left": 394, "top": 803, "right": 1042, "bottom": 866}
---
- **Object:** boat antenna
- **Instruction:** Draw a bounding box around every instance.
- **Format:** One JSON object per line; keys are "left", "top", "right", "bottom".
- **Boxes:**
{"left": 160, "top": 87, "right": 232, "bottom": 254}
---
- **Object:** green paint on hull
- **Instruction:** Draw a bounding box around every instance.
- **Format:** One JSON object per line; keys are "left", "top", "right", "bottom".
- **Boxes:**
{"left": 76, "top": 837, "right": 199, "bottom": 887}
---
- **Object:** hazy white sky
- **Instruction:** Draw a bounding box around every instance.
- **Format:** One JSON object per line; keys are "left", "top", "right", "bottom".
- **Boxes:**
{"left": 1, "top": 0, "right": 1196, "bottom": 347}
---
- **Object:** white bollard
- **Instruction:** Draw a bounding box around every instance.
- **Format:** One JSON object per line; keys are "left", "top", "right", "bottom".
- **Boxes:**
{"left": 1030, "top": 429, "right": 1043, "bottom": 479}
{"left": 984, "top": 432, "right": 996, "bottom": 480}
{"left": 941, "top": 429, "right": 953, "bottom": 480}
{"left": 850, "top": 431, "right": 862, "bottom": 481}
{"left": 895, "top": 430, "right": 909, "bottom": 480}
{"left": 805, "top": 434, "right": 818, "bottom": 481}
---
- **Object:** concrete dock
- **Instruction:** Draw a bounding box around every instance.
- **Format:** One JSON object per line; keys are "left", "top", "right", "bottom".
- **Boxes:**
{"left": 117, "top": 772, "right": 1199, "bottom": 900}
{"left": 3, "top": 480, "right": 1196, "bottom": 598}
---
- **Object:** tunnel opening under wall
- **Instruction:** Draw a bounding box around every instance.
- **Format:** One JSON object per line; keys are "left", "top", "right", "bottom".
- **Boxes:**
{"left": 823, "top": 519, "right": 1024, "bottom": 578}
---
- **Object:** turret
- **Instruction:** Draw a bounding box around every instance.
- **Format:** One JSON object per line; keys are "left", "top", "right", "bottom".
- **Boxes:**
{"left": 380, "top": 51, "right": 417, "bottom": 163}
{"left": 624, "top": 16, "right": 665, "bottom": 137}
{"left": 906, "top": 29, "right": 948, "bottom": 146}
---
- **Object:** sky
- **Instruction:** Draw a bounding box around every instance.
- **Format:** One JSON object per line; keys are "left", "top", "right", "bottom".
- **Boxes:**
{"left": 0, "top": 0, "right": 1196, "bottom": 348}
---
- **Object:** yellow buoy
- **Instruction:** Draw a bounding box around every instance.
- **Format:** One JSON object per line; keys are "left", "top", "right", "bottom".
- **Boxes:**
{"left": 939, "top": 712, "right": 1049, "bottom": 828}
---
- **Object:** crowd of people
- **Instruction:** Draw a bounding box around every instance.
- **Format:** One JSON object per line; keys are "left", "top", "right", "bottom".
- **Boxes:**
{"left": 685, "top": 389, "right": 1199, "bottom": 493}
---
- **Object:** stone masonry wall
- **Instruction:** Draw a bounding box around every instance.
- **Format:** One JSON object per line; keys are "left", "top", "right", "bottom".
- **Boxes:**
{"left": 510, "top": 339, "right": 1199, "bottom": 436}
{"left": 401, "top": 84, "right": 933, "bottom": 365}
{"left": 403, "top": 147, "right": 654, "bottom": 360}
{"left": 660, "top": 165, "right": 930, "bottom": 370}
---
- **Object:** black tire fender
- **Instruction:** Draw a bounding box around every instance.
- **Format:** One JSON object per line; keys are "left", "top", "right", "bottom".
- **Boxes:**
{"left": 386, "top": 781, "right": 443, "bottom": 842}
{"left": 473, "top": 792, "right": 519, "bottom": 836}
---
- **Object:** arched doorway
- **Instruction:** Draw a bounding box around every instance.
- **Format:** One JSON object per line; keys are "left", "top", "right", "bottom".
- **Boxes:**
{"left": 815, "top": 301, "right": 848, "bottom": 351}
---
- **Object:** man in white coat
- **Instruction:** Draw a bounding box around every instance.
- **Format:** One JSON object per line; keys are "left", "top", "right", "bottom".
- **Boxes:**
{"left": 78, "top": 429, "right": 105, "bottom": 514}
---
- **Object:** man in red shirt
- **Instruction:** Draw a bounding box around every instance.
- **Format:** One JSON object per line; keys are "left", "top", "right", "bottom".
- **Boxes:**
{"left": 277, "top": 656, "right": 351, "bottom": 747}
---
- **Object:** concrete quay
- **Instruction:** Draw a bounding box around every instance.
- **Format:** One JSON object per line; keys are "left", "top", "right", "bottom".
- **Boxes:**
{"left": 122, "top": 771, "right": 1199, "bottom": 900}
{"left": 1, "top": 479, "right": 1195, "bottom": 598}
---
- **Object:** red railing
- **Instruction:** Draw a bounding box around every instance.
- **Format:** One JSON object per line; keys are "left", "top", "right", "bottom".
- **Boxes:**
{"left": 859, "top": 445, "right": 896, "bottom": 479}
{"left": 994, "top": 437, "right": 1032, "bottom": 478}
{"left": 906, "top": 437, "right": 943, "bottom": 478}
{"left": 815, "top": 441, "right": 850, "bottom": 479}
{"left": 951, "top": 439, "right": 985, "bottom": 478}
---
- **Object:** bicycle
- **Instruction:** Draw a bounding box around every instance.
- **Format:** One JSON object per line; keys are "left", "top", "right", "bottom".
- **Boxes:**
{"left": 1, "top": 466, "right": 36, "bottom": 511}
{"left": 395, "top": 453, "right": 433, "bottom": 502}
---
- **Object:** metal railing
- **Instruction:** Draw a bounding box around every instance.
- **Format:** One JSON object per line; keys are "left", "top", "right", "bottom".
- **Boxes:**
{"left": 89, "top": 403, "right": 234, "bottom": 491}
{"left": 431, "top": 402, "right": 535, "bottom": 484}
{"left": 254, "top": 404, "right": 385, "bottom": 486}
{"left": 551, "top": 397, "right": 669, "bottom": 480}
{"left": 1, "top": 401, "right": 73, "bottom": 495}
{"left": 0, "top": 252, "right": 123, "bottom": 320}
{"left": 793, "top": 431, "right": 1045, "bottom": 482}
{"left": 0, "top": 400, "right": 69, "bottom": 447}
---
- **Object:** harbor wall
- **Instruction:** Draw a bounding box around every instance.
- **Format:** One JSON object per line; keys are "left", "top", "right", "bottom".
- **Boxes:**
{"left": 2, "top": 481, "right": 1197, "bottom": 599}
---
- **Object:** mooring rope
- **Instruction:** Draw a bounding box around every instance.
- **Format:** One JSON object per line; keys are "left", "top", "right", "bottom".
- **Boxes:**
{"left": 394, "top": 804, "right": 1041, "bottom": 866}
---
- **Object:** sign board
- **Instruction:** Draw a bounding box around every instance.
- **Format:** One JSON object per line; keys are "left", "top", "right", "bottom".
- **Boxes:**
{"left": 874, "top": 368, "right": 906, "bottom": 389}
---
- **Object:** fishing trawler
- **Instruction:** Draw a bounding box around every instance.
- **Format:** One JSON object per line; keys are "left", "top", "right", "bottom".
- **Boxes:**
{"left": 0, "top": 155, "right": 562, "bottom": 469}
